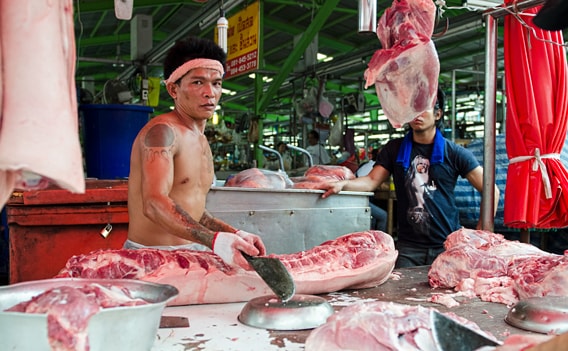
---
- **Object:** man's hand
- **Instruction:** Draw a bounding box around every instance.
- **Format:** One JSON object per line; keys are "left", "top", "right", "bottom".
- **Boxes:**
{"left": 320, "top": 180, "right": 346, "bottom": 199}
{"left": 212, "top": 231, "right": 263, "bottom": 270}
{"left": 235, "top": 230, "right": 267, "bottom": 256}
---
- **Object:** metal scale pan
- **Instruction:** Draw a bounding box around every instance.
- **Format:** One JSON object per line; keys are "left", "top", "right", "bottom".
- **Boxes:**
{"left": 505, "top": 296, "right": 568, "bottom": 334}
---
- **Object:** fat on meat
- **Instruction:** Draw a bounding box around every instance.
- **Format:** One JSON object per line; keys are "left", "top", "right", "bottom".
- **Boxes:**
{"left": 0, "top": 0, "right": 85, "bottom": 208}
{"left": 364, "top": 0, "right": 440, "bottom": 128}
{"left": 55, "top": 230, "right": 398, "bottom": 306}
{"left": 291, "top": 165, "right": 355, "bottom": 189}
{"left": 5, "top": 283, "right": 147, "bottom": 351}
{"left": 304, "top": 301, "right": 497, "bottom": 351}
{"left": 428, "top": 228, "right": 568, "bottom": 305}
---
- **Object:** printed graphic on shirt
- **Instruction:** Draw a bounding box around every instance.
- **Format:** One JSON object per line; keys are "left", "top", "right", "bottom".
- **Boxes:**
{"left": 405, "top": 155, "right": 437, "bottom": 234}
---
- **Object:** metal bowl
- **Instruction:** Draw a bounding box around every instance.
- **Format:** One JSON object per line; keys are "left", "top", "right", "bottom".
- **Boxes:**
{"left": 238, "top": 294, "right": 334, "bottom": 330}
{"left": 0, "top": 278, "right": 179, "bottom": 351}
{"left": 505, "top": 296, "right": 568, "bottom": 334}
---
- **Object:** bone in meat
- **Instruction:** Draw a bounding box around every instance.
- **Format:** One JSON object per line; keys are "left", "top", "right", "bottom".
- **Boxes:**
{"left": 55, "top": 230, "right": 398, "bottom": 306}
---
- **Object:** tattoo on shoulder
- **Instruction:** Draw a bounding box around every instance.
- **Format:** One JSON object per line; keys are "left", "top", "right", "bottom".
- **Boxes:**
{"left": 145, "top": 124, "right": 175, "bottom": 147}
{"left": 143, "top": 124, "right": 175, "bottom": 162}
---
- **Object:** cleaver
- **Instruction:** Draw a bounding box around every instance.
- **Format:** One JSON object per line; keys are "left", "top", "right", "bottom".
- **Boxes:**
{"left": 431, "top": 310, "right": 502, "bottom": 351}
{"left": 242, "top": 253, "right": 296, "bottom": 302}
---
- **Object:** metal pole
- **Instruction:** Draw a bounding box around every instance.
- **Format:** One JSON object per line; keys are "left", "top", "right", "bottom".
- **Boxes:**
{"left": 481, "top": 14, "right": 498, "bottom": 231}
{"left": 451, "top": 70, "right": 457, "bottom": 142}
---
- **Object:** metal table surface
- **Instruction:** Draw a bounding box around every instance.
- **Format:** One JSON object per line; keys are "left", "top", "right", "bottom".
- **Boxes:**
{"left": 152, "top": 266, "right": 537, "bottom": 351}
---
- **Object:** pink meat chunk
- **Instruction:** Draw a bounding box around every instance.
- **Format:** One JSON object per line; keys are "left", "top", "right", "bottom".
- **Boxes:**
{"left": 291, "top": 165, "right": 355, "bottom": 189}
{"left": 5, "top": 284, "right": 147, "bottom": 351}
{"left": 428, "top": 228, "right": 568, "bottom": 305}
{"left": 55, "top": 230, "right": 398, "bottom": 306}
{"left": 364, "top": 0, "right": 439, "bottom": 128}
{"left": 224, "top": 168, "right": 293, "bottom": 189}
{"left": 304, "top": 301, "right": 496, "bottom": 351}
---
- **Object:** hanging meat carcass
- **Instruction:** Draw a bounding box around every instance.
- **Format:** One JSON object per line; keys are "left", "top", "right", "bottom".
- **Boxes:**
{"left": 364, "top": 0, "right": 440, "bottom": 128}
{"left": 0, "top": 0, "right": 85, "bottom": 207}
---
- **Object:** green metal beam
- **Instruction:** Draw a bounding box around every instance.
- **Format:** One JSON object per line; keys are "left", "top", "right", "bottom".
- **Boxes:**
{"left": 265, "top": 0, "right": 355, "bottom": 15}
{"left": 77, "top": 32, "right": 168, "bottom": 48}
{"left": 74, "top": 0, "right": 196, "bottom": 12}
{"left": 88, "top": 10, "right": 109, "bottom": 37}
{"left": 258, "top": 0, "right": 341, "bottom": 114}
{"left": 264, "top": 17, "right": 354, "bottom": 53}
{"left": 153, "top": 4, "right": 183, "bottom": 28}
{"left": 222, "top": 102, "right": 249, "bottom": 111}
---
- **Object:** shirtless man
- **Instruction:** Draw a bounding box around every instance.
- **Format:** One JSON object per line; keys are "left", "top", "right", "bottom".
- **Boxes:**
{"left": 125, "top": 36, "right": 266, "bottom": 270}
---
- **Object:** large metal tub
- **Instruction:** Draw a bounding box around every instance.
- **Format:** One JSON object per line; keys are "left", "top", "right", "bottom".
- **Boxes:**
{"left": 206, "top": 187, "right": 372, "bottom": 254}
{"left": 0, "top": 278, "right": 178, "bottom": 351}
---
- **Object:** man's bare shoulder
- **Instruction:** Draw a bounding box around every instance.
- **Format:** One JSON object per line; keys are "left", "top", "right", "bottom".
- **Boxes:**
{"left": 142, "top": 112, "right": 179, "bottom": 130}
{"left": 138, "top": 113, "right": 182, "bottom": 142}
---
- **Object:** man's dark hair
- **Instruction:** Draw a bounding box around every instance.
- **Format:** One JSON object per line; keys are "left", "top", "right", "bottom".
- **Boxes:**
{"left": 434, "top": 86, "right": 445, "bottom": 131}
{"left": 163, "top": 36, "right": 227, "bottom": 82}
{"left": 309, "top": 130, "right": 320, "bottom": 139}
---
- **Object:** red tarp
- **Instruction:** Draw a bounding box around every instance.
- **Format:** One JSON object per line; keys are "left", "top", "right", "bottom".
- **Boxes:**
{"left": 503, "top": 3, "right": 568, "bottom": 228}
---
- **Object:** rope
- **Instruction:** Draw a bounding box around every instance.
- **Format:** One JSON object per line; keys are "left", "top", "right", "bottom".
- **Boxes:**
{"left": 509, "top": 148, "right": 560, "bottom": 199}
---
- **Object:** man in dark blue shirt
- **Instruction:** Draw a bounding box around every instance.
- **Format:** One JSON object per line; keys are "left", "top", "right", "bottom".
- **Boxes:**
{"left": 319, "top": 88, "right": 499, "bottom": 267}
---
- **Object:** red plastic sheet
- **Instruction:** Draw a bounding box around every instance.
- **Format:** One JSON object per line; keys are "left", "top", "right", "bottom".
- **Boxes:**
{"left": 503, "top": 3, "right": 568, "bottom": 228}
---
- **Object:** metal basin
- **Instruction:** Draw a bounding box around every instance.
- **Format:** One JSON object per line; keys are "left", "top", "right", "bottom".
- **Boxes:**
{"left": 505, "top": 296, "right": 568, "bottom": 334}
{"left": 0, "top": 278, "right": 179, "bottom": 351}
{"left": 238, "top": 294, "right": 334, "bottom": 330}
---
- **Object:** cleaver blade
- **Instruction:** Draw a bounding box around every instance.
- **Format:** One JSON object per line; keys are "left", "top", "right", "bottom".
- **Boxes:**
{"left": 243, "top": 253, "right": 296, "bottom": 302}
{"left": 431, "top": 310, "right": 502, "bottom": 351}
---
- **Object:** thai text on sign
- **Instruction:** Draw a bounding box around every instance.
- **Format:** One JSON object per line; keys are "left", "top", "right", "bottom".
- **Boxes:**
{"left": 225, "top": 1, "right": 260, "bottom": 79}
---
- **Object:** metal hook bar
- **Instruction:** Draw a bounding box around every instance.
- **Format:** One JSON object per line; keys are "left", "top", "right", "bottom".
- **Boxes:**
{"left": 259, "top": 145, "right": 285, "bottom": 172}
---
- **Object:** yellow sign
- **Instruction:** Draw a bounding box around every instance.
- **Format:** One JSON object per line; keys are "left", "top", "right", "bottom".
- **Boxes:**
{"left": 147, "top": 77, "right": 161, "bottom": 107}
{"left": 224, "top": 1, "right": 260, "bottom": 79}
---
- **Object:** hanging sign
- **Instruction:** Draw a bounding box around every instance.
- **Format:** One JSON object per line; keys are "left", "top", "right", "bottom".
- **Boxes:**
{"left": 224, "top": 1, "right": 260, "bottom": 79}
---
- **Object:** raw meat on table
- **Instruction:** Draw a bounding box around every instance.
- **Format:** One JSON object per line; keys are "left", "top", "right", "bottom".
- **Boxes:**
{"left": 303, "top": 165, "right": 356, "bottom": 180}
{"left": 428, "top": 228, "right": 568, "bottom": 305}
{"left": 364, "top": 0, "right": 440, "bottom": 128}
{"left": 0, "top": 0, "right": 85, "bottom": 209}
{"left": 304, "top": 301, "right": 497, "bottom": 351}
{"left": 291, "top": 165, "right": 355, "bottom": 189}
{"left": 56, "top": 230, "right": 398, "bottom": 306}
{"left": 5, "top": 283, "right": 147, "bottom": 351}
{"left": 224, "top": 168, "right": 293, "bottom": 189}
{"left": 305, "top": 299, "right": 560, "bottom": 351}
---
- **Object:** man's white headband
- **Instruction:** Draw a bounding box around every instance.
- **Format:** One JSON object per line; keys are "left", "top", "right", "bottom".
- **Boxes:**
{"left": 165, "top": 58, "right": 225, "bottom": 84}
